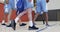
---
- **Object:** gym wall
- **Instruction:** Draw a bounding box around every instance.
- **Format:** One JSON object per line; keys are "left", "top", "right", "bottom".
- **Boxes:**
{"left": 0, "top": 3, "right": 34, "bottom": 23}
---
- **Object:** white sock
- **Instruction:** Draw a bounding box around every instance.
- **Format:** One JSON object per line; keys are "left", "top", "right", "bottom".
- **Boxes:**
{"left": 29, "top": 21, "right": 33, "bottom": 27}
{"left": 15, "top": 17, "right": 19, "bottom": 23}
{"left": 2, "top": 20, "right": 5, "bottom": 24}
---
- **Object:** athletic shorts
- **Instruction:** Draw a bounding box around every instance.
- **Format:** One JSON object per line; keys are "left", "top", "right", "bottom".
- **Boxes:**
{"left": 9, "top": 0, "right": 15, "bottom": 9}
{"left": 4, "top": 0, "right": 15, "bottom": 14}
{"left": 36, "top": 0, "right": 48, "bottom": 14}
{"left": 16, "top": 0, "right": 34, "bottom": 15}
{"left": 24, "top": 0, "right": 33, "bottom": 9}
{"left": 4, "top": 4, "right": 12, "bottom": 14}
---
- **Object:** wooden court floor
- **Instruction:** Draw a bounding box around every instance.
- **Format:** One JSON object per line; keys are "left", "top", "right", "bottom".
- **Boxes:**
{"left": 0, "top": 21, "right": 60, "bottom": 32}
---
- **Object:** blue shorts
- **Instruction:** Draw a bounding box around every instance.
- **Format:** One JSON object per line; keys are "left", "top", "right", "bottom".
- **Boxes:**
{"left": 4, "top": 0, "right": 15, "bottom": 14}
{"left": 24, "top": 0, "right": 34, "bottom": 9}
{"left": 36, "top": 0, "right": 48, "bottom": 14}
{"left": 16, "top": 0, "right": 34, "bottom": 15}
{"left": 16, "top": 8, "right": 24, "bottom": 15}
{"left": 9, "top": 0, "right": 15, "bottom": 9}
{"left": 4, "top": 4, "right": 12, "bottom": 14}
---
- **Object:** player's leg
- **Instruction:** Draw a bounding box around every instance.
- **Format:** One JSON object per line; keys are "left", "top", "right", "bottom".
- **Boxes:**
{"left": 24, "top": 0, "right": 38, "bottom": 30}
{"left": 1, "top": 13, "right": 8, "bottom": 25}
{"left": 2, "top": 4, "right": 9, "bottom": 25}
{"left": 44, "top": 12, "right": 48, "bottom": 26}
{"left": 6, "top": 9, "right": 12, "bottom": 27}
{"left": 41, "top": 0, "right": 49, "bottom": 26}
{"left": 33, "top": 13, "right": 39, "bottom": 25}
{"left": 33, "top": 0, "right": 42, "bottom": 25}
{"left": 6, "top": 0, "right": 16, "bottom": 27}
{"left": 27, "top": 8, "right": 38, "bottom": 30}
{"left": 11, "top": 10, "right": 28, "bottom": 30}
{"left": 16, "top": 10, "right": 26, "bottom": 26}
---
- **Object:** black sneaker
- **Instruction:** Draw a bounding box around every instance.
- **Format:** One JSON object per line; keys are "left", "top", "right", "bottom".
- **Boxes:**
{"left": 6, "top": 24, "right": 11, "bottom": 27}
{"left": 29, "top": 26, "right": 38, "bottom": 30}
{"left": 20, "top": 23, "right": 26, "bottom": 26}
{"left": 46, "top": 24, "right": 50, "bottom": 26}
{"left": 43, "top": 20, "right": 45, "bottom": 24}
{"left": 1, "top": 23, "right": 6, "bottom": 25}
{"left": 11, "top": 20, "right": 16, "bottom": 30}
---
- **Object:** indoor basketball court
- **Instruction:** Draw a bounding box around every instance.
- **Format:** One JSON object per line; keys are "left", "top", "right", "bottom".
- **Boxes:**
{"left": 0, "top": 0, "right": 60, "bottom": 32}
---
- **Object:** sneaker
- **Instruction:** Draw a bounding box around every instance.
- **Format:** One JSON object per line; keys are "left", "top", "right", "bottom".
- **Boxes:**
{"left": 29, "top": 26, "right": 38, "bottom": 30}
{"left": 46, "top": 24, "right": 50, "bottom": 26}
{"left": 43, "top": 20, "right": 45, "bottom": 24}
{"left": 20, "top": 23, "right": 26, "bottom": 26}
{"left": 11, "top": 20, "right": 16, "bottom": 30}
{"left": 1, "top": 23, "right": 6, "bottom": 25}
{"left": 6, "top": 24, "right": 11, "bottom": 27}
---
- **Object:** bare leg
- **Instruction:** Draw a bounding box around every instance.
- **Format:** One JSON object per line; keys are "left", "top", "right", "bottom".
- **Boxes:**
{"left": 27, "top": 8, "right": 38, "bottom": 30}
{"left": 7, "top": 10, "right": 12, "bottom": 25}
{"left": 2, "top": 13, "right": 8, "bottom": 25}
{"left": 33, "top": 13, "right": 39, "bottom": 25}
{"left": 11, "top": 10, "right": 28, "bottom": 30}
{"left": 11, "top": 8, "right": 38, "bottom": 30}
{"left": 27, "top": 8, "right": 33, "bottom": 27}
{"left": 41, "top": 14, "right": 45, "bottom": 24}
{"left": 33, "top": 13, "right": 39, "bottom": 22}
{"left": 15, "top": 10, "right": 28, "bottom": 23}
{"left": 44, "top": 12, "right": 48, "bottom": 25}
{"left": 16, "top": 10, "right": 26, "bottom": 26}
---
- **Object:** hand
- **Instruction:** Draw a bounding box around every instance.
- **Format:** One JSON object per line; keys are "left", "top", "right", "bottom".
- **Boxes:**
{"left": 6, "top": 0, "right": 9, "bottom": 4}
{"left": 28, "top": 0, "right": 32, "bottom": 2}
{"left": 46, "top": 0, "right": 49, "bottom": 3}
